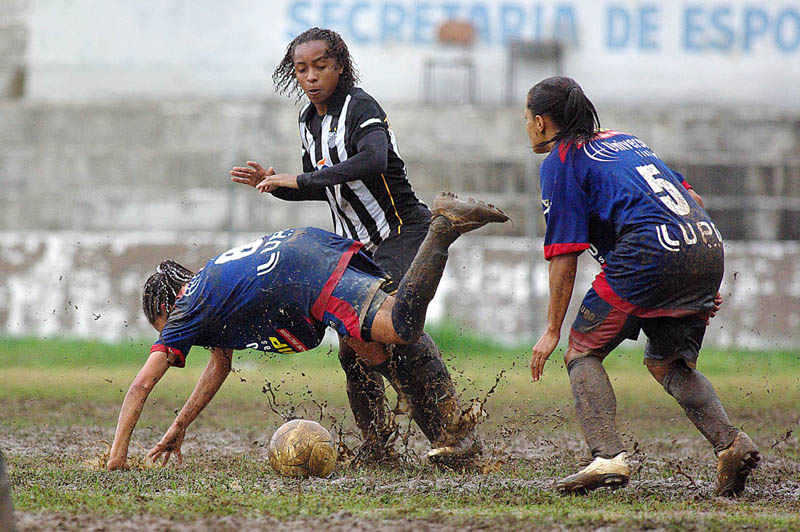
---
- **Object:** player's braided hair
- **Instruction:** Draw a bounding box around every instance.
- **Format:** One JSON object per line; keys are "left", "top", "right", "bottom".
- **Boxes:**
{"left": 273, "top": 27, "right": 359, "bottom": 100}
{"left": 142, "top": 260, "right": 195, "bottom": 325}
{"left": 527, "top": 76, "right": 600, "bottom": 150}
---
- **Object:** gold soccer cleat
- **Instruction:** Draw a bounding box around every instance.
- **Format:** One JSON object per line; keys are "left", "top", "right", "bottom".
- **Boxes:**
{"left": 556, "top": 452, "right": 630, "bottom": 494}
{"left": 715, "top": 431, "right": 760, "bottom": 497}
{"left": 431, "top": 192, "right": 509, "bottom": 234}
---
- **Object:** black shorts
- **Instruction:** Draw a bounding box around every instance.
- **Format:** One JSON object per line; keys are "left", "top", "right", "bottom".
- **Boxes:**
{"left": 371, "top": 223, "right": 429, "bottom": 294}
{"left": 569, "top": 287, "right": 708, "bottom": 367}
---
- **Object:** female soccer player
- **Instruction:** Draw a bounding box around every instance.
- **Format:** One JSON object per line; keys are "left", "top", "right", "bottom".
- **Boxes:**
{"left": 524, "top": 76, "right": 759, "bottom": 496}
{"left": 230, "top": 28, "right": 443, "bottom": 461}
{"left": 105, "top": 194, "right": 507, "bottom": 470}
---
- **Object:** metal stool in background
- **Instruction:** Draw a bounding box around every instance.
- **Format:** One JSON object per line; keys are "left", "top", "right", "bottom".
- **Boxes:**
{"left": 505, "top": 39, "right": 563, "bottom": 105}
{"left": 422, "top": 20, "right": 477, "bottom": 104}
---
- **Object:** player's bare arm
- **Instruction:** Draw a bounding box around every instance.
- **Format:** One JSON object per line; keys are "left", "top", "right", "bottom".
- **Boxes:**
{"left": 531, "top": 252, "right": 579, "bottom": 382}
{"left": 688, "top": 188, "right": 704, "bottom": 208}
{"left": 147, "top": 347, "right": 233, "bottom": 467}
{"left": 107, "top": 350, "right": 171, "bottom": 470}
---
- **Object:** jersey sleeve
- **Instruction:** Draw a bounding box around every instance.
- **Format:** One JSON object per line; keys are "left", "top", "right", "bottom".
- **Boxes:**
{"left": 540, "top": 152, "right": 591, "bottom": 260}
{"left": 150, "top": 304, "right": 206, "bottom": 368}
{"left": 348, "top": 95, "right": 388, "bottom": 146}
{"left": 672, "top": 169, "right": 693, "bottom": 190}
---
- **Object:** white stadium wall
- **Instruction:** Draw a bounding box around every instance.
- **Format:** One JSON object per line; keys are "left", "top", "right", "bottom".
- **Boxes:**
{"left": 1, "top": 232, "right": 798, "bottom": 349}
{"left": 28, "top": 0, "right": 800, "bottom": 107}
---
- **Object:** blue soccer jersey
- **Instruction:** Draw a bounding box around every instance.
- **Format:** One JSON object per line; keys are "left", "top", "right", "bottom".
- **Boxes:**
{"left": 540, "top": 130, "right": 724, "bottom": 316}
{"left": 152, "top": 227, "right": 385, "bottom": 366}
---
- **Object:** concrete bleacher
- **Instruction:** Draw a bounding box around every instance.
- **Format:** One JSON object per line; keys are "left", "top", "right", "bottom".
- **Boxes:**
{"left": 1, "top": 97, "right": 799, "bottom": 242}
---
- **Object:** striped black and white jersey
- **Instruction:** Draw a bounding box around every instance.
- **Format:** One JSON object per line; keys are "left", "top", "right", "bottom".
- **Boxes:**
{"left": 290, "top": 87, "right": 430, "bottom": 253}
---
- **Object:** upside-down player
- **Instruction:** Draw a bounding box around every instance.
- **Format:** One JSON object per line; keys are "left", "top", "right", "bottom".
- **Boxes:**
{"left": 524, "top": 76, "right": 759, "bottom": 496}
{"left": 106, "top": 194, "right": 507, "bottom": 470}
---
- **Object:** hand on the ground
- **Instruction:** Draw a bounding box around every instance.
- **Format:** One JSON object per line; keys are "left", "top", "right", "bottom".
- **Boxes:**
{"left": 257, "top": 172, "right": 299, "bottom": 191}
{"left": 230, "top": 161, "right": 274, "bottom": 189}
{"left": 530, "top": 331, "right": 559, "bottom": 382}
{"left": 147, "top": 426, "right": 186, "bottom": 467}
{"left": 106, "top": 456, "right": 129, "bottom": 471}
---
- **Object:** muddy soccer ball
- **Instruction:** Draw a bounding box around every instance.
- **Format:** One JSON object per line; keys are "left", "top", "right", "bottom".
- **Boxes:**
{"left": 267, "top": 419, "right": 337, "bottom": 478}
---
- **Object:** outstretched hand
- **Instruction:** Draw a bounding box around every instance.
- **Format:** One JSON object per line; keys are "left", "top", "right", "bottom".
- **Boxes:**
{"left": 230, "top": 161, "right": 277, "bottom": 192}
{"left": 530, "top": 330, "right": 560, "bottom": 382}
{"left": 147, "top": 425, "right": 186, "bottom": 467}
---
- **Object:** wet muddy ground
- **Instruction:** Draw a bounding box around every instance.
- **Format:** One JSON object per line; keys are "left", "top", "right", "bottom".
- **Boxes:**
{"left": 4, "top": 420, "right": 799, "bottom": 532}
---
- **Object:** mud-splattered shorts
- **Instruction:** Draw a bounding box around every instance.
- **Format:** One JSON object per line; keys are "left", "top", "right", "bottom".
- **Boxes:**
{"left": 319, "top": 264, "right": 389, "bottom": 342}
{"left": 568, "top": 287, "right": 707, "bottom": 367}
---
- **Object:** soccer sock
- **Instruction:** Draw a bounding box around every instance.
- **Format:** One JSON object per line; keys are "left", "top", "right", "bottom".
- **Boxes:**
{"left": 338, "top": 341, "right": 389, "bottom": 443}
{"left": 662, "top": 361, "right": 739, "bottom": 453}
{"left": 383, "top": 333, "right": 459, "bottom": 446}
{"left": 391, "top": 217, "right": 459, "bottom": 343}
{"left": 567, "top": 356, "right": 626, "bottom": 459}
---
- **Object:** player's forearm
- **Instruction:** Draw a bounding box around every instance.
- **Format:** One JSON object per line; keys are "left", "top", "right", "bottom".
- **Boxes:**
{"left": 270, "top": 187, "right": 327, "bottom": 201}
{"left": 170, "top": 353, "right": 231, "bottom": 431}
{"left": 544, "top": 253, "right": 579, "bottom": 336}
{"left": 109, "top": 383, "right": 150, "bottom": 462}
{"left": 296, "top": 129, "right": 388, "bottom": 188}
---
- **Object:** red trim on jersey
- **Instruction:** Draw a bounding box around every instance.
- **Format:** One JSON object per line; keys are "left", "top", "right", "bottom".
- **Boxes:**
{"left": 543, "top": 242, "right": 590, "bottom": 261}
{"left": 310, "top": 241, "right": 364, "bottom": 321}
{"left": 277, "top": 328, "right": 308, "bottom": 352}
{"left": 591, "top": 272, "right": 700, "bottom": 319}
{"left": 557, "top": 141, "right": 573, "bottom": 163}
{"left": 150, "top": 344, "right": 186, "bottom": 367}
{"left": 681, "top": 179, "right": 693, "bottom": 190}
{"left": 324, "top": 296, "right": 362, "bottom": 340}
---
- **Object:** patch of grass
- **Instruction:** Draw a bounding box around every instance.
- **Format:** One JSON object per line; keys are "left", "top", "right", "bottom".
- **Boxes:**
{"left": 7, "top": 455, "right": 799, "bottom": 530}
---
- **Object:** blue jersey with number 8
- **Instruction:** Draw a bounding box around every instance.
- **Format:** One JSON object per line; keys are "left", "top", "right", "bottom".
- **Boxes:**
{"left": 152, "top": 227, "right": 384, "bottom": 366}
{"left": 540, "top": 130, "right": 724, "bottom": 316}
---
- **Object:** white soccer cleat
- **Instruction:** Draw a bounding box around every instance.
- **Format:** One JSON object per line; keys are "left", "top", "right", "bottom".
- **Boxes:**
{"left": 556, "top": 452, "right": 630, "bottom": 494}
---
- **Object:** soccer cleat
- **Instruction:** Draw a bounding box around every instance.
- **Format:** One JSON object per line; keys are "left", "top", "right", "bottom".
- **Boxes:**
{"left": 715, "top": 431, "right": 760, "bottom": 497}
{"left": 556, "top": 452, "right": 631, "bottom": 494}
{"left": 431, "top": 192, "right": 509, "bottom": 233}
{"left": 427, "top": 432, "right": 483, "bottom": 468}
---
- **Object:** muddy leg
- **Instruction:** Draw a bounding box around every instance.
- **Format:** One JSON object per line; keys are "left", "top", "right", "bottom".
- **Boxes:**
{"left": 338, "top": 338, "right": 393, "bottom": 460}
{"left": 390, "top": 218, "right": 458, "bottom": 343}
{"left": 391, "top": 194, "right": 508, "bottom": 343}
{"left": 0, "top": 451, "right": 14, "bottom": 532}
{"left": 567, "top": 356, "right": 626, "bottom": 458}
{"left": 385, "top": 333, "right": 458, "bottom": 445}
{"left": 652, "top": 360, "right": 739, "bottom": 452}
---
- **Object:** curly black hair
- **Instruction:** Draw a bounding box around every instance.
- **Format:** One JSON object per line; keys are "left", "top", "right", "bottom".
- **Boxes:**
{"left": 273, "top": 27, "right": 360, "bottom": 100}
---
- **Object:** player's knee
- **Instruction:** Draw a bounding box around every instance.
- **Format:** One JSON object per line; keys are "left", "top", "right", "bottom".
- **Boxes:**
{"left": 565, "top": 351, "right": 601, "bottom": 375}
{"left": 390, "top": 304, "right": 423, "bottom": 345}
{"left": 656, "top": 359, "right": 691, "bottom": 395}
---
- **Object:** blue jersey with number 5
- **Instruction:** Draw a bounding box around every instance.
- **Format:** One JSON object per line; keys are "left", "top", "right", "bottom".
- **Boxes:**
{"left": 152, "top": 227, "right": 383, "bottom": 366}
{"left": 540, "top": 130, "right": 724, "bottom": 316}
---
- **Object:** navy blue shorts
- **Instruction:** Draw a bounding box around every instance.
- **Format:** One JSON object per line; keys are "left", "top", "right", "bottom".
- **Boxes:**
{"left": 320, "top": 264, "right": 388, "bottom": 342}
{"left": 569, "top": 288, "right": 708, "bottom": 367}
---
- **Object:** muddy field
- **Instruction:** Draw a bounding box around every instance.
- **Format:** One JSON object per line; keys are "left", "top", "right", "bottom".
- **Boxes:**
{"left": 2, "top": 338, "right": 800, "bottom": 531}
{"left": 5, "top": 414, "right": 800, "bottom": 532}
